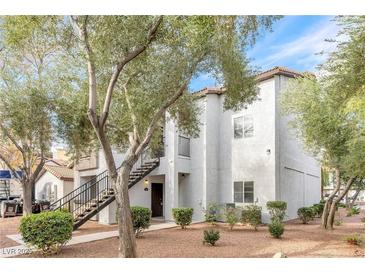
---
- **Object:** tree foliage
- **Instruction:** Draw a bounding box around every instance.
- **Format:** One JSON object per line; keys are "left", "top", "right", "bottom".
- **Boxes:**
{"left": 281, "top": 16, "right": 365, "bottom": 229}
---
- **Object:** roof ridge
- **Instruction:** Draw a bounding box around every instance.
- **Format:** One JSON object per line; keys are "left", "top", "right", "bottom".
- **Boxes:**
{"left": 191, "top": 66, "right": 305, "bottom": 96}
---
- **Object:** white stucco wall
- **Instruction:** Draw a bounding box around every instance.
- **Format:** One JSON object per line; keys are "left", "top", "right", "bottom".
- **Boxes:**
{"left": 71, "top": 73, "right": 321, "bottom": 225}
{"left": 35, "top": 172, "right": 73, "bottom": 202}
{"left": 183, "top": 98, "right": 206, "bottom": 220}
{"left": 218, "top": 78, "right": 277, "bottom": 222}
{"left": 275, "top": 75, "right": 321, "bottom": 219}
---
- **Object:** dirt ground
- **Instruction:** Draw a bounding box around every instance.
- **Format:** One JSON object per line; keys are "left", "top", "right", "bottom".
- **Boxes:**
{"left": 12, "top": 209, "right": 365, "bottom": 258}
{"left": 0, "top": 216, "right": 118, "bottom": 248}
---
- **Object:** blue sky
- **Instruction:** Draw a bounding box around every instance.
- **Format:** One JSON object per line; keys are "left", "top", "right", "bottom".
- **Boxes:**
{"left": 189, "top": 16, "right": 340, "bottom": 91}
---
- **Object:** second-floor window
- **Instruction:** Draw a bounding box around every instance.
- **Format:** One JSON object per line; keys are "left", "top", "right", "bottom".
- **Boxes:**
{"left": 178, "top": 135, "right": 190, "bottom": 157}
{"left": 244, "top": 115, "right": 254, "bottom": 138}
{"left": 234, "top": 117, "right": 243, "bottom": 139}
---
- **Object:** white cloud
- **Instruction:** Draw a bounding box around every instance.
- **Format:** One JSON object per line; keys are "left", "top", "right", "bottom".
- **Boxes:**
{"left": 254, "top": 17, "right": 341, "bottom": 72}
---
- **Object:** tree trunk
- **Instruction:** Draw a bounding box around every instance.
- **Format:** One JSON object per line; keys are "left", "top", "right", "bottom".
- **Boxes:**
{"left": 321, "top": 168, "right": 340, "bottom": 229}
{"left": 326, "top": 176, "right": 356, "bottom": 229}
{"left": 22, "top": 181, "right": 33, "bottom": 216}
{"left": 349, "top": 188, "right": 361, "bottom": 208}
{"left": 326, "top": 201, "right": 337, "bottom": 229}
{"left": 115, "top": 160, "right": 137, "bottom": 258}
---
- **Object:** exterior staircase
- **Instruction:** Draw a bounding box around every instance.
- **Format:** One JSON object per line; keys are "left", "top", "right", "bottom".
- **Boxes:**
{"left": 50, "top": 158, "right": 160, "bottom": 230}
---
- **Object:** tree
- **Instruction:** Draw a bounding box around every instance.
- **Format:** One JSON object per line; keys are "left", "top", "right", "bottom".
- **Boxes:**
{"left": 281, "top": 16, "right": 365, "bottom": 229}
{"left": 347, "top": 179, "right": 365, "bottom": 208}
{"left": 66, "top": 15, "right": 281, "bottom": 257}
{"left": 0, "top": 16, "right": 70, "bottom": 214}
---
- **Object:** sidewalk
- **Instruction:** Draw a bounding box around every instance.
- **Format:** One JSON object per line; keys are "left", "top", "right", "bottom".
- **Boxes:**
{"left": 1, "top": 221, "right": 178, "bottom": 258}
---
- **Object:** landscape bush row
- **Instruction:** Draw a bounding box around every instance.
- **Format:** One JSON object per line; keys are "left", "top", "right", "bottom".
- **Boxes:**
{"left": 20, "top": 199, "right": 361, "bottom": 253}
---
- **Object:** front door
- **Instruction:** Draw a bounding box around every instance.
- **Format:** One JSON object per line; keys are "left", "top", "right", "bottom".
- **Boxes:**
{"left": 151, "top": 183, "right": 163, "bottom": 217}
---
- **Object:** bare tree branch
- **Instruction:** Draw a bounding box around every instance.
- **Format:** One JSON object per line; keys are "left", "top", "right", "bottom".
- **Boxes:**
{"left": 0, "top": 151, "right": 22, "bottom": 181}
{"left": 29, "top": 158, "right": 45, "bottom": 183}
{"left": 0, "top": 124, "right": 24, "bottom": 154}
{"left": 122, "top": 77, "right": 140, "bottom": 141}
{"left": 100, "top": 16, "right": 163, "bottom": 127}
{"left": 0, "top": 124, "right": 28, "bottom": 169}
{"left": 71, "top": 15, "right": 99, "bottom": 128}
{"left": 335, "top": 176, "right": 357, "bottom": 203}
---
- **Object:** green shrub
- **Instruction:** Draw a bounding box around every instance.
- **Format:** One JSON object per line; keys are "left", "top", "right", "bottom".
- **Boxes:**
{"left": 204, "top": 202, "right": 221, "bottom": 225}
{"left": 350, "top": 206, "right": 360, "bottom": 215}
{"left": 203, "top": 229, "right": 220, "bottom": 246}
{"left": 224, "top": 207, "right": 239, "bottom": 230}
{"left": 344, "top": 234, "right": 363, "bottom": 246}
{"left": 172, "top": 207, "right": 193, "bottom": 229}
{"left": 337, "top": 202, "right": 346, "bottom": 209}
{"left": 241, "top": 205, "right": 262, "bottom": 230}
{"left": 19, "top": 210, "right": 73, "bottom": 255}
{"left": 297, "top": 207, "right": 315, "bottom": 224}
{"left": 311, "top": 203, "right": 324, "bottom": 217}
{"left": 131, "top": 206, "right": 151, "bottom": 237}
{"left": 268, "top": 219, "right": 284, "bottom": 239}
{"left": 266, "top": 201, "right": 287, "bottom": 222}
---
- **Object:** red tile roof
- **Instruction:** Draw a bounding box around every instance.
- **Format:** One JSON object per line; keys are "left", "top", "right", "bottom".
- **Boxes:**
{"left": 44, "top": 165, "right": 74, "bottom": 181}
{"left": 192, "top": 66, "right": 305, "bottom": 97}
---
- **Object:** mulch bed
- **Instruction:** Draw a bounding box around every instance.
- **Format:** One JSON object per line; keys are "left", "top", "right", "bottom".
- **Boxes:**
{"left": 15, "top": 209, "right": 365, "bottom": 258}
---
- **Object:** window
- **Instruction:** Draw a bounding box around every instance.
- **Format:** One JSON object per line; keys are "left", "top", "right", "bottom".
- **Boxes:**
{"left": 234, "top": 181, "right": 254, "bottom": 203}
{"left": 234, "top": 181, "right": 243, "bottom": 203}
{"left": 244, "top": 181, "right": 254, "bottom": 203}
{"left": 244, "top": 115, "right": 254, "bottom": 138}
{"left": 233, "top": 117, "right": 243, "bottom": 139}
{"left": 178, "top": 135, "right": 190, "bottom": 157}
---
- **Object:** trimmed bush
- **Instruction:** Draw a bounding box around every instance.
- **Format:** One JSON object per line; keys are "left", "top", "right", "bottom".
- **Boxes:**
{"left": 204, "top": 202, "right": 221, "bottom": 225}
{"left": 224, "top": 207, "right": 239, "bottom": 230}
{"left": 297, "top": 207, "right": 315, "bottom": 224}
{"left": 131, "top": 206, "right": 151, "bottom": 237}
{"left": 347, "top": 207, "right": 360, "bottom": 216}
{"left": 241, "top": 205, "right": 262, "bottom": 230}
{"left": 203, "top": 229, "right": 220, "bottom": 246}
{"left": 344, "top": 234, "right": 363, "bottom": 246}
{"left": 268, "top": 219, "right": 284, "bottom": 239}
{"left": 19, "top": 210, "right": 73, "bottom": 255}
{"left": 266, "top": 201, "right": 287, "bottom": 222}
{"left": 172, "top": 207, "right": 193, "bottom": 229}
{"left": 311, "top": 202, "right": 324, "bottom": 217}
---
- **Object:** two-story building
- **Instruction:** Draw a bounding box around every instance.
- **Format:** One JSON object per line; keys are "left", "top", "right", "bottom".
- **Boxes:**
{"left": 73, "top": 66, "right": 321, "bottom": 225}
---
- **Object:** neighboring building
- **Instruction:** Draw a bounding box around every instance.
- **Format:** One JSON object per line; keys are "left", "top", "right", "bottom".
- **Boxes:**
{"left": 67, "top": 66, "right": 321, "bottom": 225}
{"left": 35, "top": 160, "right": 74, "bottom": 203}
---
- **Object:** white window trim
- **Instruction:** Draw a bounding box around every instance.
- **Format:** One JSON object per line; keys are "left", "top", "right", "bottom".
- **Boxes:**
{"left": 243, "top": 114, "right": 254, "bottom": 138}
{"left": 233, "top": 180, "right": 255, "bottom": 205}
{"left": 233, "top": 116, "right": 243, "bottom": 139}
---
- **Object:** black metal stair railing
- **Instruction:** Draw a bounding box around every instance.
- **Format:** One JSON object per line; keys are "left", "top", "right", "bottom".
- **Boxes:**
{"left": 50, "top": 156, "right": 160, "bottom": 227}
{"left": 50, "top": 167, "right": 111, "bottom": 212}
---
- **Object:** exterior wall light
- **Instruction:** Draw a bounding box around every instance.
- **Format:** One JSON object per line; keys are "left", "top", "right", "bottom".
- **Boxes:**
{"left": 266, "top": 149, "right": 271, "bottom": 155}
{"left": 144, "top": 179, "right": 149, "bottom": 191}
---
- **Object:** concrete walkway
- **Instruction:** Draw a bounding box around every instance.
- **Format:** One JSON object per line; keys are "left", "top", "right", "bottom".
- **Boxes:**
{"left": 1, "top": 221, "right": 178, "bottom": 258}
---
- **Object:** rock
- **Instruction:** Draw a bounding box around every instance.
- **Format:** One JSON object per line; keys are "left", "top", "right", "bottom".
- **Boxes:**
{"left": 273, "top": 252, "right": 287, "bottom": 258}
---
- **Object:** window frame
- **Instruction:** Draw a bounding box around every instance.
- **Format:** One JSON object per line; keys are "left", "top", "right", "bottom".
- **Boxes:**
{"left": 233, "top": 181, "right": 255, "bottom": 204}
{"left": 178, "top": 135, "right": 191, "bottom": 157}
{"left": 233, "top": 116, "right": 243, "bottom": 139}
{"left": 243, "top": 181, "right": 254, "bottom": 203}
{"left": 233, "top": 181, "right": 243, "bottom": 203}
{"left": 243, "top": 114, "right": 254, "bottom": 138}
